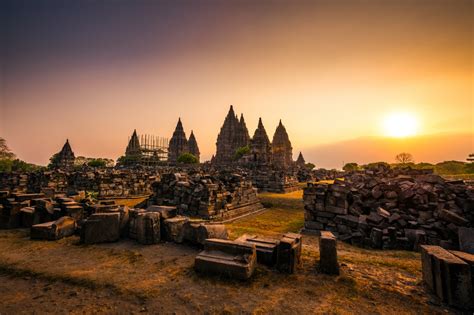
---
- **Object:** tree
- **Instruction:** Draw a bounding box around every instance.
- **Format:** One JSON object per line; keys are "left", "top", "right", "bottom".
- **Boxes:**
{"left": 87, "top": 159, "right": 107, "bottom": 168}
{"left": 305, "top": 163, "right": 315, "bottom": 170}
{"left": 233, "top": 146, "right": 250, "bottom": 160}
{"left": 0, "top": 137, "right": 15, "bottom": 160}
{"left": 395, "top": 152, "right": 414, "bottom": 164}
{"left": 343, "top": 162, "right": 359, "bottom": 172}
{"left": 177, "top": 153, "right": 198, "bottom": 164}
{"left": 48, "top": 153, "right": 60, "bottom": 169}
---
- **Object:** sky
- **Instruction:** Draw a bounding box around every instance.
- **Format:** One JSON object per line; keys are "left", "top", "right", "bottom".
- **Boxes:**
{"left": 1, "top": 0, "right": 472, "bottom": 168}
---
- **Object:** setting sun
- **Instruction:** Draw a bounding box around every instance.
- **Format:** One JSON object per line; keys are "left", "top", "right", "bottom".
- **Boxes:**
{"left": 382, "top": 112, "right": 419, "bottom": 138}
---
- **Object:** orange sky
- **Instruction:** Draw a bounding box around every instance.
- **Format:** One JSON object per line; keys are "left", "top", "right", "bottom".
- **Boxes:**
{"left": 1, "top": 0, "right": 472, "bottom": 168}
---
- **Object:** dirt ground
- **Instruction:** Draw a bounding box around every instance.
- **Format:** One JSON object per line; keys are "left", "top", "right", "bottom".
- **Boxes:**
{"left": 0, "top": 191, "right": 455, "bottom": 314}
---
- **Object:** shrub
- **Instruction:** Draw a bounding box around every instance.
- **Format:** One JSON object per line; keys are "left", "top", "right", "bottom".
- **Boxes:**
{"left": 177, "top": 153, "right": 198, "bottom": 164}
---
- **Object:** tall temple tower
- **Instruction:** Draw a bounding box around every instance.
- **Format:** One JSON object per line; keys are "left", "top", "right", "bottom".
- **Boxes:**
{"left": 187, "top": 130, "right": 200, "bottom": 162}
{"left": 52, "top": 139, "right": 75, "bottom": 170}
{"left": 215, "top": 105, "right": 250, "bottom": 164}
{"left": 250, "top": 118, "right": 272, "bottom": 165}
{"left": 296, "top": 151, "right": 306, "bottom": 166}
{"left": 271, "top": 120, "right": 293, "bottom": 169}
{"left": 168, "top": 118, "right": 189, "bottom": 163}
{"left": 125, "top": 129, "right": 142, "bottom": 157}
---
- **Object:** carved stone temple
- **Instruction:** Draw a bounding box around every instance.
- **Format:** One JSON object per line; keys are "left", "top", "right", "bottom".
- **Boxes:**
{"left": 168, "top": 118, "right": 200, "bottom": 163}
{"left": 214, "top": 105, "right": 294, "bottom": 169}
{"left": 52, "top": 139, "right": 76, "bottom": 170}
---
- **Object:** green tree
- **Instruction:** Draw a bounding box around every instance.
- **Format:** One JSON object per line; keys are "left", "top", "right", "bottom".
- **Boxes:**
{"left": 0, "top": 137, "right": 15, "bottom": 160}
{"left": 87, "top": 159, "right": 107, "bottom": 168}
{"left": 177, "top": 153, "right": 198, "bottom": 164}
{"left": 233, "top": 146, "right": 250, "bottom": 160}
{"left": 305, "top": 163, "right": 315, "bottom": 170}
{"left": 48, "top": 153, "right": 60, "bottom": 169}
{"left": 0, "top": 159, "right": 13, "bottom": 172}
{"left": 343, "top": 162, "right": 359, "bottom": 171}
{"left": 434, "top": 161, "right": 466, "bottom": 175}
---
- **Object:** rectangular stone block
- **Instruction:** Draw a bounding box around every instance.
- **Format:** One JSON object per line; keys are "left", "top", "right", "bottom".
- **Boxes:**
{"left": 194, "top": 238, "right": 257, "bottom": 280}
{"left": 81, "top": 213, "right": 120, "bottom": 244}
{"left": 276, "top": 233, "right": 302, "bottom": 274}
{"left": 421, "top": 245, "right": 444, "bottom": 292}
{"left": 136, "top": 212, "right": 161, "bottom": 245}
{"left": 458, "top": 227, "right": 474, "bottom": 254}
{"left": 319, "top": 231, "right": 339, "bottom": 275}
{"left": 163, "top": 216, "right": 188, "bottom": 243}
{"left": 236, "top": 234, "right": 279, "bottom": 266}
{"left": 30, "top": 216, "right": 76, "bottom": 241}
{"left": 426, "top": 246, "right": 473, "bottom": 309}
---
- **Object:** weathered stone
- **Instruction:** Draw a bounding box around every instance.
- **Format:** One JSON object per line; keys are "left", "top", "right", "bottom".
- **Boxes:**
{"left": 458, "top": 227, "right": 474, "bottom": 254}
{"left": 276, "top": 232, "right": 302, "bottom": 274}
{"left": 439, "top": 209, "right": 468, "bottom": 226}
{"left": 370, "top": 228, "right": 383, "bottom": 249}
{"left": 194, "top": 238, "right": 257, "bottom": 280}
{"left": 236, "top": 234, "right": 279, "bottom": 266}
{"left": 319, "top": 231, "right": 339, "bottom": 275}
{"left": 135, "top": 212, "right": 161, "bottom": 245}
{"left": 434, "top": 249, "right": 472, "bottom": 309}
{"left": 31, "top": 216, "right": 76, "bottom": 241}
{"left": 81, "top": 213, "right": 120, "bottom": 244}
{"left": 377, "top": 207, "right": 390, "bottom": 218}
{"left": 196, "top": 224, "right": 228, "bottom": 245}
{"left": 163, "top": 216, "right": 188, "bottom": 243}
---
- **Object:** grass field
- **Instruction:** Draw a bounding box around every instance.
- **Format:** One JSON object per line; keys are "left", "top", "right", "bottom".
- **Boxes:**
{"left": 0, "top": 190, "right": 454, "bottom": 314}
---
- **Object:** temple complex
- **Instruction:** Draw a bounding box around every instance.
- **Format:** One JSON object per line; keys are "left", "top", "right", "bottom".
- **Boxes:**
{"left": 214, "top": 105, "right": 295, "bottom": 169}
{"left": 50, "top": 139, "right": 75, "bottom": 170}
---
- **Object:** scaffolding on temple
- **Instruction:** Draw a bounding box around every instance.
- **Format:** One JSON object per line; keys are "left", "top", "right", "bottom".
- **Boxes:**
{"left": 122, "top": 130, "right": 169, "bottom": 166}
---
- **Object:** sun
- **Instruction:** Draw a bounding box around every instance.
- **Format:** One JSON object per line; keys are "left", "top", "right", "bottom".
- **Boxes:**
{"left": 382, "top": 112, "right": 419, "bottom": 138}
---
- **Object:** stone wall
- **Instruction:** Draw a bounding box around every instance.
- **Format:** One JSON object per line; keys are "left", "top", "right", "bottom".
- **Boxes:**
{"left": 0, "top": 169, "right": 160, "bottom": 198}
{"left": 303, "top": 167, "right": 474, "bottom": 251}
{"left": 151, "top": 171, "right": 263, "bottom": 220}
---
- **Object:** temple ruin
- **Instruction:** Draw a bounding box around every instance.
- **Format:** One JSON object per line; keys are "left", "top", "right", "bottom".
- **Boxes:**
{"left": 121, "top": 130, "right": 169, "bottom": 166}
{"left": 49, "top": 139, "right": 75, "bottom": 170}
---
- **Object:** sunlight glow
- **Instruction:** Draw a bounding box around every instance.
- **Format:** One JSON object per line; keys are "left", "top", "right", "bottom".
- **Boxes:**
{"left": 383, "top": 112, "right": 419, "bottom": 138}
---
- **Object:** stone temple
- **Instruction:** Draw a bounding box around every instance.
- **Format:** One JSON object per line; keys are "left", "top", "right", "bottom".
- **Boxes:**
{"left": 168, "top": 118, "right": 200, "bottom": 163}
{"left": 214, "top": 105, "right": 250, "bottom": 165}
{"left": 51, "top": 139, "right": 75, "bottom": 170}
{"left": 214, "top": 105, "right": 294, "bottom": 169}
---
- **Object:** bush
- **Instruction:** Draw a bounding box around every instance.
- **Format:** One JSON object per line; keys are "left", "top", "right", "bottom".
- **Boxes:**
{"left": 343, "top": 163, "right": 359, "bottom": 172}
{"left": 233, "top": 146, "right": 250, "bottom": 160}
{"left": 177, "top": 153, "right": 198, "bottom": 164}
{"left": 87, "top": 159, "right": 107, "bottom": 168}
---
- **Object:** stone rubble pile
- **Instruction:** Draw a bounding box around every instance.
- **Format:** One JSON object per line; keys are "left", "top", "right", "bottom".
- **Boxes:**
{"left": 249, "top": 168, "right": 300, "bottom": 193}
{"left": 0, "top": 169, "right": 160, "bottom": 198}
{"left": 0, "top": 191, "right": 85, "bottom": 229}
{"left": 303, "top": 167, "right": 474, "bottom": 251}
{"left": 151, "top": 172, "right": 263, "bottom": 220}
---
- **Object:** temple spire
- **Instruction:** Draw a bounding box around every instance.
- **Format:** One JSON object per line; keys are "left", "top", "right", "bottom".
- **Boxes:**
{"left": 187, "top": 130, "right": 200, "bottom": 162}
{"left": 168, "top": 118, "right": 189, "bottom": 163}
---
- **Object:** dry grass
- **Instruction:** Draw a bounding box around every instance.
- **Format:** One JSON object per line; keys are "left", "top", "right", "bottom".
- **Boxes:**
{"left": 226, "top": 190, "right": 304, "bottom": 239}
